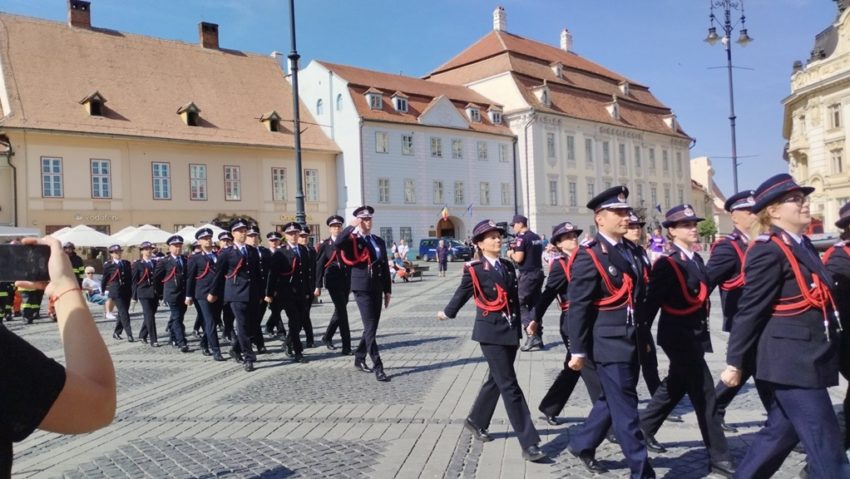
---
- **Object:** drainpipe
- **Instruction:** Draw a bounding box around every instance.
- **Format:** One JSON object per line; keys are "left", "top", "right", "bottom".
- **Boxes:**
{"left": 522, "top": 114, "right": 535, "bottom": 225}
{"left": 0, "top": 135, "right": 16, "bottom": 226}
{"left": 512, "top": 136, "right": 518, "bottom": 216}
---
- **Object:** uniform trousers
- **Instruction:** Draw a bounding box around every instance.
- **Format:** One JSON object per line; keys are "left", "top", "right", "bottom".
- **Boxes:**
{"left": 111, "top": 296, "right": 133, "bottom": 339}
{"left": 734, "top": 382, "right": 850, "bottom": 478}
{"left": 570, "top": 361, "right": 654, "bottom": 479}
{"left": 137, "top": 298, "right": 158, "bottom": 343}
{"left": 470, "top": 343, "right": 540, "bottom": 449}
{"left": 166, "top": 301, "right": 187, "bottom": 347}
{"left": 353, "top": 289, "right": 383, "bottom": 369}
{"left": 283, "top": 299, "right": 308, "bottom": 355}
{"left": 302, "top": 297, "right": 315, "bottom": 344}
{"left": 638, "top": 335, "right": 661, "bottom": 395}
{"left": 195, "top": 297, "right": 222, "bottom": 355}
{"left": 265, "top": 300, "right": 286, "bottom": 335}
{"left": 323, "top": 286, "right": 351, "bottom": 351}
{"left": 517, "top": 270, "right": 544, "bottom": 333}
{"left": 251, "top": 302, "right": 266, "bottom": 349}
{"left": 222, "top": 302, "right": 234, "bottom": 341}
{"left": 229, "top": 301, "right": 257, "bottom": 362}
{"left": 539, "top": 314, "right": 602, "bottom": 417}
{"left": 640, "top": 352, "right": 730, "bottom": 462}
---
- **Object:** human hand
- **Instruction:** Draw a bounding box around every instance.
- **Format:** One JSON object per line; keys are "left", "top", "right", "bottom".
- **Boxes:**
{"left": 568, "top": 356, "right": 585, "bottom": 371}
{"left": 314, "top": 288, "right": 321, "bottom": 297}
{"left": 437, "top": 311, "right": 448, "bottom": 321}
{"left": 264, "top": 296, "right": 273, "bottom": 304}
{"left": 350, "top": 217, "right": 362, "bottom": 228}
{"left": 185, "top": 298, "right": 193, "bottom": 306}
{"left": 15, "top": 236, "right": 76, "bottom": 297}
{"left": 526, "top": 320, "right": 538, "bottom": 336}
{"left": 720, "top": 366, "right": 742, "bottom": 387}
{"left": 207, "top": 294, "right": 217, "bottom": 303}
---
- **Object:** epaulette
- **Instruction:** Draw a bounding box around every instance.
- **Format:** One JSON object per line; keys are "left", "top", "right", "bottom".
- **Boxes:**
{"left": 725, "top": 231, "right": 740, "bottom": 241}
{"left": 580, "top": 239, "right": 597, "bottom": 248}
{"left": 464, "top": 259, "right": 481, "bottom": 268}
{"left": 833, "top": 240, "right": 848, "bottom": 248}
{"left": 755, "top": 232, "right": 775, "bottom": 243}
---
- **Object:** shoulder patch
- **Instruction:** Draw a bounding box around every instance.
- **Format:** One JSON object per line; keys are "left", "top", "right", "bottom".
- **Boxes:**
{"left": 755, "top": 233, "right": 774, "bottom": 243}
{"left": 580, "top": 239, "right": 597, "bottom": 248}
{"left": 465, "top": 259, "right": 481, "bottom": 268}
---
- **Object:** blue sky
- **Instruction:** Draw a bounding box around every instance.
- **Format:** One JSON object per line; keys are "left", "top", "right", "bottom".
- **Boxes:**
{"left": 0, "top": 0, "right": 838, "bottom": 197}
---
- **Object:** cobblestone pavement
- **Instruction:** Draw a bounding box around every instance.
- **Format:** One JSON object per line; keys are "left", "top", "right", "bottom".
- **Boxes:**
{"left": 9, "top": 261, "right": 846, "bottom": 478}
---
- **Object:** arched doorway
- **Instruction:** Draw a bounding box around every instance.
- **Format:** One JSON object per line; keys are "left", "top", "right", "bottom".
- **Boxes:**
{"left": 436, "top": 216, "right": 464, "bottom": 239}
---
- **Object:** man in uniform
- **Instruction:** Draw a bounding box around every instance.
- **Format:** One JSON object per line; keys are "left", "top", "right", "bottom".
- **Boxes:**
{"left": 64, "top": 242, "right": 85, "bottom": 287}
{"left": 266, "top": 222, "right": 310, "bottom": 363}
{"left": 264, "top": 231, "right": 287, "bottom": 338}
{"left": 508, "top": 215, "right": 545, "bottom": 351}
{"left": 298, "top": 227, "right": 317, "bottom": 348}
{"left": 217, "top": 231, "right": 235, "bottom": 342}
{"left": 566, "top": 186, "right": 654, "bottom": 478}
{"left": 186, "top": 228, "right": 226, "bottom": 361}
{"left": 210, "top": 218, "right": 263, "bottom": 372}
{"left": 154, "top": 235, "right": 190, "bottom": 353}
{"left": 317, "top": 215, "right": 352, "bottom": 354}
{"left": 246, "top": 225, "right": 269, "bottom": 354}
{"left": 335, "top": 206, "right": 392, "bottom": 382}
{"left": 103, "top": 244, "right": 134, "bottom": 342}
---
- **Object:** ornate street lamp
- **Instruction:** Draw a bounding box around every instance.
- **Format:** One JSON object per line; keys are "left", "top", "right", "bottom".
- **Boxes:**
{"left": 705, "top": 0, "right": 753, "bottom": 194}
{"left": 288, "top": 0, "right": 306, "bottom": 227}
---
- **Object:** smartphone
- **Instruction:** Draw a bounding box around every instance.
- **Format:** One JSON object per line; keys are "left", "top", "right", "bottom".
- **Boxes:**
{"left": 0, "top": 244, "right": 51, "bottom": 282}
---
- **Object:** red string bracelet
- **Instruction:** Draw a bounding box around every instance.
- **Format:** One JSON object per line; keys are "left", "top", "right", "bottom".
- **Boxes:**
{"left": 49, "top": 287, "right": 82, "bottom": 305}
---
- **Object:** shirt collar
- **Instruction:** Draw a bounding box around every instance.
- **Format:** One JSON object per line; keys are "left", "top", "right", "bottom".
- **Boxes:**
{"left": 482, "top": 255, "right": 499, "bottom": 268}
{"left": 672, "top": 242, "right": 696, "bottom": 260}
{"left": 783, "top": 229, "right": 803, "bottom": 244}
{"left": 598, "top": 231, "right": 622, "bottom": 247}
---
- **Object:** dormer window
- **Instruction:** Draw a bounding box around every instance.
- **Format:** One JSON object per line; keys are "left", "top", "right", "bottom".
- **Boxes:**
{"left": 392, "top": 92, "right": 409, "bottom": 113}
{"left": 466, "top": 103, "right": 481, "bottom": 122}
{"left": 177, "top": 102, "right": 201, "bottom": 126}
{"left": 663, "top": 113, "right": 678, "bottom": 131}
{"left": 260, "top": 111, "right": 283, "bottom": 132}
{"left": 488, "top": 106, "right": 503, "bottom": 125}
{"left": 533, "top": 83, "right": 550, "bottom": 107}
{"left": 365, "top": 88, "right": 383, "bottom": 110}
{"left": 550, "top": 61, "right": 564, "bottom": 78}
{"left": 606, "top": 95, "right": 620, "bottom": 121}
{"left": 619, "top": 81, "right": 630, "bottom": 96}
{"left": 79, "top": 91, "right": 107, "bottom": 117}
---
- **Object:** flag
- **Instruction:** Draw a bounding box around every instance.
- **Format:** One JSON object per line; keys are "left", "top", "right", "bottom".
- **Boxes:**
{"left": 440, "top": 205, "right": 449, "bottom": 221}
{"left": 466, "top": 203, "right": 474, "bottom": 218}
{"left": 655, "top": 204, "right": 662, "bottom": 213}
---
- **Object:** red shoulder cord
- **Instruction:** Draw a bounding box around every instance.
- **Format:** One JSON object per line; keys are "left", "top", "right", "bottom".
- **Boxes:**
{"left": 161, "top": 266, "right": 177, "bottom": 284}
{"left": 582, "top": 248, "right": 634, "bottom": 315}
{"left": 556, "top": 257, "right": 571, "bottom": 312}
{"left": 136, "top": 264, "right": 150, "bottom": 285}
{"left": 107, "top": 268, "right": 120, "bottom": 286}
{"left": 660, "top": 256, "right": 708, "bottom": 316}
{"left": 466, "top": 264, "right": 510, "bottom": 317}
{"left": 324, "top": 250, "right": 339, "bottom": 269}
{"left": 225, "top": 257, "right": 244, "bottom": 280}
{"left": 711, "top": 238, "right": 746, "bottom": 291}
{"left": 195, "top": 261, "right": 211, "bottom": 280}
{"left": 822, "top": 245, "right": 850, "bottom": 267}
{"left": 279, "top": 256, "right": 298, "bottom": 277}
{"left": 339, "top": 234, "right": 372, "bottom": 267}
{"left": 769, "top": 236, "right": 840, "bottom": 340}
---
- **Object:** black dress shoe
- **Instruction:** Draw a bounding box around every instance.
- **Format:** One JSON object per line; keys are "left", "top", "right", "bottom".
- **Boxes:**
{"left": 520, "top": 335, "right": 535, "bottom": 352}
{"left": 140, "top": 337, "right": 148, "bottom": 344}
{"left": 127, "top": 336, "right": 135, "bottom": 343}
{"left": 256, "top": 346, "right": 268, "bottom": 354}
{"left": 643, "top": 431, "right": 667, "bottom": 453}
{"left": 193, "top": 330, "right": 201, "bottom": 339}
{"left": 151, "top": 342, "right": 160, "bottom": 348}
{"left": 709, "top": 460, "right": 735, "bottom": 478}
{"left": 720, "top": 419, "right": 738, "bottom": 433}
{"left": 568, "top": 448, "right": 606, "bottom": 473}
{"left": 180, "top": 345, "right": 190, "bottom": 353}
{"left": 323, "top": 339, "right": 336, "bottom": 350}
{"left": 544, "top": 415, "right": 560, "bottom": 426}
{"left": 293, "top": 353, "right": 307, "bottom": 363}
{"left": 354, "top": 359, "right": 372, "bottom": 373}
{"left": 112, "top": 332, "right": 123, "bottom": 340}
{"left": 243, "top": 361, "right": 255, "bottom": 372}
{"left": 229, "top": 348, "right": 243, "bottom": 363}
{"left": 202, "top": 349, "right": 212, "bottom": 357}
{"left": 340, "top": 349, "right": 352, "bottom": 356}
{"left": 463, "top": 418, "right": 493, "bottom": 442}
{"left": 212, "top": 354, "right": 226, "bottom": 361}
{"left": 667, "top": 413, "right": 684, "bottom": 423}
{"left": 522, "top": 445, "right": 547, "bottom": 463}
{"left": 305, "top": 341, "right": 315, "bottom": 349}
{"left": 375, "top": 370, "right": 389, "bottom": 382}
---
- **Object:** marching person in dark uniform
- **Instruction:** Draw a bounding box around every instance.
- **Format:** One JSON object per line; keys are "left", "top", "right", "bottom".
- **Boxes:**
{"left": 154, "top": 235, "right": 190, "bottom": 353}
{"left": 103, "top": 244, "right": 134, "bottom": 342}
{"left": 217, "top": 231, "right": 235, "bottom": 342}
{"left": 246, "top": 225, "right": 269, "bottom": 354}
{"left": 264, "top": 231, "right": 287, "bottom": 338}
{"left": 0, "top": 281, "right": 14, "bottom": 322}
{"left": 298, "top": 227, "right": 317, "bottom": 348}
{"left": 210, "top": 218, "right": 263, "bottom": 372}
{"left": 133, "top": 241, "right": 159, "bottom": 347}
{"left": 721, "top": 174, "right": 850, "bottom": 478}
{"left": 824, "top": 201, "right": 850, "bottom": 451}
{"left": 566, "top": 186, "right": 653, "bottom": 478}
{"left": 316, "top": 215, "right": 352, "bottom": 354}
{"left": 507, "top": 215, "right": 545, "bottom": 351}
{"left": 437, "top": 219, "right": 547, "bottom": 463}
{"left": 266, "top": 222, "right": 310, "bottom": 363}
{"left": 63, "top": 242, "right": 85, "bottom": 287}
{"left": 534, "top": 222, "right": 603, "bottom": 426}
{"left": 186, "top": 228, "right": 226, "bottom": 361}
{"left": 707, "top": 190, "right": 767, "bottom": 433}
{"left": 334, "top": 206, "right": 392, "bottom": 382}
{"left": 638, "top": 205, "right": 734, "bottom": 477}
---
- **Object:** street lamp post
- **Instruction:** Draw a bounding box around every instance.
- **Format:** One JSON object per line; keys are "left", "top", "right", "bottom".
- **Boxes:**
{"left": 705, "top": 0, "right": 753, "bottom": 194}
{"left": 288, "top": 0, "right": 306, "bottom": 227}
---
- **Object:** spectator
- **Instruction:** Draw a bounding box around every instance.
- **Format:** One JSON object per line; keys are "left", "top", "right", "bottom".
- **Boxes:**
{"left": 648, "top": 226, "right": 666, "bottom": 263}
{"left": 397, "top": 239, "right": 409, "bottom": 261}
{"left": 436, "top": 240, "right": 450, "bottom": 277}
{"left": 81, "top": 267, "right": 106, "bottom": 306}
{"left": 390, "top": 241, "right": 398, "bottom": 257}
{"left": 2, "top": 236, "right": 116, "bottom": 476}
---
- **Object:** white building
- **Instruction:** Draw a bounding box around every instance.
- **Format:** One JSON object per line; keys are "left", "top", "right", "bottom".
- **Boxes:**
{"left": 298, "top": 61, "right": 515, "bottom": 245}
{"left": 426, "top": 7, "right": 694, "bottom": 235}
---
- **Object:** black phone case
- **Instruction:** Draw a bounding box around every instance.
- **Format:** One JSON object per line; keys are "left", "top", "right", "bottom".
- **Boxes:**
{"left": 0, "top": 244, "right": 51, "bottom": 282}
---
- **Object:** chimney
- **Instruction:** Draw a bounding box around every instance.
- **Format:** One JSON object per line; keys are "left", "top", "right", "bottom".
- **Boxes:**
{"left": 493, "top": 6, "right": 507, "bottom": 32}
{"left": 560, "top": 28, "right": 572, "bottom": 52}
{"left": 199, "top": 22, "right": 219, "bottom": 49}
{"left": 68, "top": 0, "right": 91, "bottom": 28}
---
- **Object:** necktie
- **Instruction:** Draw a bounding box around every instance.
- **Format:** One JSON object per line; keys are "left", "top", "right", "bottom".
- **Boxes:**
{"left": 616, "top": 243, "right": 637, "bottom": 273}
{"left": 240, "top": 246, "right": 247, "bottom": 257}
{"left": 494, "top": 260, "right": 506, "bottom": 282}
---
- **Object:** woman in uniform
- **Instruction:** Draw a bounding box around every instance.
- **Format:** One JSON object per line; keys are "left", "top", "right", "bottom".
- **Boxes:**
{"left": 133, "top": 241, "right": 159, "bottom": 347}
{"left": 437, "top": 219, "right": 546, "bottom": 463}
{"left": 721, "top": 174, "right": 850, "bottom": 477}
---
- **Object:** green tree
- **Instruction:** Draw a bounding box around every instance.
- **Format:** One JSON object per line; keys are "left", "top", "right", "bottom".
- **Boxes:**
{"left": 698, "top": 217, "right": 717, "bottom": 243}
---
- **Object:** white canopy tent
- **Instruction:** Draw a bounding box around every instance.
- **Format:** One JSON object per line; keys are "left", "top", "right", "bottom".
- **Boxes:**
{"left": 52, "top": 225, "right": 113, "bottom": 248}
{"left": 109, "top": 226, "right": 137, "bottom": 245}
{"left": 48, "top": 227, "right": 71, "bottom": 238}
{"left": 119, "top": 224, "right": 172, "bottom": 246}
{"left": 174, "top": 224, "right": 226, "bottom": 242}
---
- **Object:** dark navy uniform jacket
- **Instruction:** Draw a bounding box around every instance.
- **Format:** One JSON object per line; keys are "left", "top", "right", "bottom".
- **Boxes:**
{"left": 333, "top": 226, "right": 391, "bottom": 294}
{"left": 514, "top": 230, "right": 543, "bottom": 272}
{"left": 444, "top": 258, "right": 521, "bottom": 346}
{"left": 535, "top": 254, "right": 570, "bottom": 323}
{"left": 726, "top": 226, "right": 840, "bottom": 389}
{"left": 154, "top": 255, "right": 188, "bottom": 304}
{"left": 315, "top": 238, "right": 350, "bottom": 290}
{"left": 824, "top": 241, "right": 850, "bottom": 379}
{"left": 303, "top": 244, "right": 317, "bottom": 293}
{"left": 645, "top": 244, "right": 712, "bottom": 360}
{"left": 706, "top": 229, "right": 748, "bottom": 332}
{"left": 212, "top": 244, "right": 263, "bottom": 304}
{"left": 266, "top": 243, "right": 311, "bottom": 302}
{"left": 566, "top": 234, "right": 647, "bottom": 364}
{"left": 186, "top": 251, "right": 217, "bottom": 300}
{"left": 131, "top": 258, "right": 157, "bottom": 300}
{"left": 102, "top": 259, "right": 132, "bottom": 300}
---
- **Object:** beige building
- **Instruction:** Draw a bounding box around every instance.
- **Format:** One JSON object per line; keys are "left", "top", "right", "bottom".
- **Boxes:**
{"left": 783, "top": 0, "right": 850, "bottom": 234}
{"left": 0, "top": 2, "right": 338, "bottom": 240}
{"left": 690, "top": 156, "right": 732, "bottom": 234}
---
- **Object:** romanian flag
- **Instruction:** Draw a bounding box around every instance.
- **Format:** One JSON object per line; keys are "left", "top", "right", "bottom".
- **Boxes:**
{"left": 440, "top": 206, "right": 449, "bottom": 220}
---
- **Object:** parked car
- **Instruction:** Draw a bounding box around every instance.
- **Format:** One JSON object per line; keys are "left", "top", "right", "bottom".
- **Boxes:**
{"left": 418, "top": 238, "right": 473, "bottom": 262}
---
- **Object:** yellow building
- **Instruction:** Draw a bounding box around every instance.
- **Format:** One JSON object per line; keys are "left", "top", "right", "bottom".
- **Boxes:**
{"left": 0, "top": 2, "right": 338, "bottom": 240}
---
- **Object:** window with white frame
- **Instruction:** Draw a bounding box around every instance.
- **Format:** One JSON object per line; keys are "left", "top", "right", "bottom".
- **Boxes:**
{"left": 305, "top": 169, "right": 319, "bottom": 201}
{"left": 586, "top": 180, "right": 595, "bottom": 203}
{"left": 378, "top": 178, "right": 390, "bottom": 203}
{"left": 480, "top": 182, "right": 490, "bottom": 205}
{"left": 549, "top": 177, "right": 559, "bottom": 206}
{"left": 662, "top": 150, "right": 670, "bottom": 175}
{"left": 602, "top": 141, "right": 610, "bottom": 166}
{"left": 501, "top": 182, "right": 511, "bottom": 206}
{"left": 567, "top": 135, "right": 576, "bottom": 162}
{"left": 568, "top": 181, "right": 577, "bottom": 207}
{"left": 272, "top": 167, "right": 287, "bottom": 201}
{"left": 499, "top": 143, "right": 509, "bottom": 163}
{"left": 375, "top": 131, "right": 389, "bottom": 153}
{"left": 675, "top": 151, "right": 683, "bottom": 177}
{"left": 316, "top": 99, "right": 324, "bottom": 116}
{"left": 664, "top": 185, "right": 671, "bottom": 209}
{"left": 649, "top": 148, "right": 656, "bottom": 172}
{"left": 547, "top": 132, "right": 556, "bottom": 158}
{"left": 336, "top": 93, "right": 343, "bottom": 111}
{"left": 678, "top": 187, "right": 684, "bottom": 204}
{"left": 651, "top": 185, "right": 658, "bottom": 209}
{"left": 368, "top": 93, "right": 382, "bottom": 110}
{"left": 585, "top": 138, "right": 594, "bottom": 167}
{"left": 224, "top": 165, "right": 241, "bottom": 201}
{"left": 477, "top": 141, "right": 488, "bottom": 160}
{"left": 433, "top": 180, "right": 444, "bottom": 204}
{"left": 379, "top": 227, "right": 393, "bottom": 244}
{"left": 637, "top": 183, "right": 644, "bottom": 204}
{"left": 41, "top": 157, "right": 63, "bottom": 198}
{"left": 832, "top": 148, "right": 844, "bottom": 173}
{"left": 394, "top": 97, "right": 408, "bottom": 112}
{"left": 190, "top": 163, "right": 207, "bottom": 201}
{"left": 454, "top": 181, "right": 464, "bottom": 205}
{"left": 430, "top": 137, "right": 443, "bottom": 158}
{"left": 452, "top": 139, "right": 463, "bottom": 159}
{"left": 618, "top": 143, "right": 627, "bottom": 169}
{"left": 468, "top": 108, "right": 481, "bottom": 122}
{"left": 830, "top": 103, "right": 842, "bottom": 129}
{"left": 634, "top": 146, "right": 642, "bottom": 169}
{"left": 152, "top": 162, "right": 170, "bottom": 200}
{"left": 90, "top": 159, "right": 111, "bottom": 199}
{"left": 400, "top": 227, "right": 412, "bottom": 245}
{"left": 404, "top": 179, "right": 416, "bottom": 204}
{"left": 402, "top": 134, "right": 414, "bottom": 156}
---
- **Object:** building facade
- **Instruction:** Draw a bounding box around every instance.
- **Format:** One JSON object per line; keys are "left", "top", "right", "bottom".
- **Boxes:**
{"left": 0, "top": 3, "right": 338, "bottom": 240}
{"left": 690, "top": 156, "right": 732, "bottom": 234}
{"left": 783, "top": 1, "right": 850, "bottom": 234}
{"left": 426, "top": 7, "right": 694, "bottom": 236}
{"left": 298, "top": 61, "right": 515, "bottom": 244}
